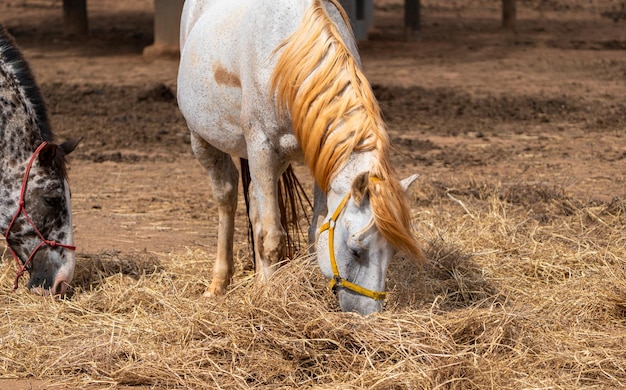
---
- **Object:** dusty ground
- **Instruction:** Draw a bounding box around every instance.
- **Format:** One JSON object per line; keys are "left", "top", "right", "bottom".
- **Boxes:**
{"left": 0, "top": 0, "right": 625, "bottom": 387}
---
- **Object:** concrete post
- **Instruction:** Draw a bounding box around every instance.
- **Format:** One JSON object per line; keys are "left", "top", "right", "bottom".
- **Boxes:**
{"left": 143, "top": 0, "right": 185, "bottom": 58}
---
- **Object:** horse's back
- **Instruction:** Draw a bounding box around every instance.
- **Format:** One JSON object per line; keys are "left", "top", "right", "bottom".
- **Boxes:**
{"left": 177, "top": 0, "right": 357, "bottom": 160}
{"left": 178, "top": 0, "right": 303, "bottom": 158}
{"left": 180, "top": 0, "right": 311, "bottom": 53}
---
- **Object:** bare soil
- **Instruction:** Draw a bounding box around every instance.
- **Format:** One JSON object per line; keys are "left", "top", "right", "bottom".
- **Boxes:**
{"left": 1, "top": 0, "right": 625, "bottom": 388}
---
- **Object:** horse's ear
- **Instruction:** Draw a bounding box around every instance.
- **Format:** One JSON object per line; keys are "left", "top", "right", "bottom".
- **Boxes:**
{"left": 59, "top": 137, "right": 82, "bottom": 155}
{"left": 400, "top": 174, "right": 420, "bottom": 193}
{"left": 38, "top": 143, "right": 57, "bottom": 165}
{"left": 351, "top": 172, "right": 369, "bottom": 206}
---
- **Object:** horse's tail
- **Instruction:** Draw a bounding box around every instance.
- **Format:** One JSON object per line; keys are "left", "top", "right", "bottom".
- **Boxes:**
{"left": 278, "top": 165, "right": 312, "bottom": 259}
{"left": 240, "top": 159, "right": 255, "bottom": 267}
{"left": 240, "top": 159, "right": 312, "bottom": 266}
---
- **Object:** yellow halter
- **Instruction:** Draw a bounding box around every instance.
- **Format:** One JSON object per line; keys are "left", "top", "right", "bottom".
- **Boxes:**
{"left": 318, "top": 192, "right": 387, "bottom": 301}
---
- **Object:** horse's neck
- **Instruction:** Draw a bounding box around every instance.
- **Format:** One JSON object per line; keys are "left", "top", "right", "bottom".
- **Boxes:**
{"left": 0, "top": 78, "right": 42, "bottom": 164}
{"left": 0, "top": 32, "right": 44, "bottom": 229}
{"left": 0, "top": 147, "right": 23, "bottom": 229}
{"left": 0, "top": 75, "right": 40, "bottom": 215}
{"left": 0, "top": 122, "right": 34, "bottom": 229}
{"left": 0, "top": 107, "right": 29, "bottom": 214}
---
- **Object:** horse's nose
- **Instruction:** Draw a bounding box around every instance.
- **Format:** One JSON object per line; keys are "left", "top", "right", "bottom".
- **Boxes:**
{"left": 29, "top": 278, "right": 68, "bottom": 297}
{"left": 27, "top": 272, "right": 54, "bottom": 294}
{"left": 28, "top": 267, "right": 72, "bottom": 296}
{"left": 47, "top": 266, "right": 72, "bottom": 296}
{"left": 336, "top": 289, "right": 383, "bottom": 315}
{"left": 52, "top": 261, "right": 74, "bottom": 296}
{"left": 52, "top": 278, "right": 69, "bottom": 296}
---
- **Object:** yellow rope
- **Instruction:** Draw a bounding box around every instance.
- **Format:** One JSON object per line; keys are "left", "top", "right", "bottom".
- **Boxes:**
{"left": 319, "top": 192, "right": 387, "bottom": 301}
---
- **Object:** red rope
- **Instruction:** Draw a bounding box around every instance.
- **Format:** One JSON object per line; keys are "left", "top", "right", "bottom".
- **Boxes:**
{"left": 3, "top": 141, "right": 76, "bottom": 290}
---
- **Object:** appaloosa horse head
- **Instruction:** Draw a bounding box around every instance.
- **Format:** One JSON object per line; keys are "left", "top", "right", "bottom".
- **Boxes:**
{"left": 0, "top": 25, "right": 80, "bottom": 296}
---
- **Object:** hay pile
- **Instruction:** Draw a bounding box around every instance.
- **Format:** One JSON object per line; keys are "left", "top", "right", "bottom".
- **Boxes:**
{"left": 1, "top": 179, "right": 626, "bottom": 389}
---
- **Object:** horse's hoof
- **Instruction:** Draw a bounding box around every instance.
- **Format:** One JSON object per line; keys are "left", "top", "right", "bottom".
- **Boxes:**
{"left": 203, "top": 283, "right": 226, "bottom": 298}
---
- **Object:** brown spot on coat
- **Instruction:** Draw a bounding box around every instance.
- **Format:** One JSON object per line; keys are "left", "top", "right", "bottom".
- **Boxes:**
{"left": 213, "top": 63, "right": 241, "bottom": 88}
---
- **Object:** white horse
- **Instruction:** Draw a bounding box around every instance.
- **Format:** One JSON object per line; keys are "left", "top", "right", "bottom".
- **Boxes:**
{"left": 178, "top": 0, "right": 425, "bottom": 315}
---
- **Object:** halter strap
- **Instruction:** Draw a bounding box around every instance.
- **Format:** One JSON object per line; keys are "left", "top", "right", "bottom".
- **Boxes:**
{"left": 319, "top": 191, "right": 387, "bottom": 301}
{"left": 3, "top": 141, "right": 76, "bottom": 290}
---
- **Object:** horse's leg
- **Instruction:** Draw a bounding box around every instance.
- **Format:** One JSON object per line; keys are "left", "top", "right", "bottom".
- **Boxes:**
{"left": 190, "top": 133, "right": 239, "bottom": 297}
{"left": 308, "top": 183, "right": 327, "bottom": 251}
{"left": 246, "top": 151, "right": 286, "bottom": 282}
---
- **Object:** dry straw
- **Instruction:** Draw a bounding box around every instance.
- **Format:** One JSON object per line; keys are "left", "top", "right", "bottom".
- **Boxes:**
{"left": 1, "top": 178, "right": 625, "bottom": 389}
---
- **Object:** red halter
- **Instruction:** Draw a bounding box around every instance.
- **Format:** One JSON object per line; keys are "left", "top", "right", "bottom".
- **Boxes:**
{"left": 3, "top": 141, "right": 76, "bottom": 290}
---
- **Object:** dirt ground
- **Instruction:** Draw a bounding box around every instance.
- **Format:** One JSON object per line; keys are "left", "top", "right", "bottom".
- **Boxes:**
{"left": 0, "top": 0, "right": 625, "bottom": 387}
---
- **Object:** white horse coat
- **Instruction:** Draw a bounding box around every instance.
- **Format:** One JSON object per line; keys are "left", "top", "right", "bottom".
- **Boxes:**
{"left": 178, "top": 0, "right": 424, "bottom": 315}
{"left": 179, "top": 0, "right": 358, "bottom": 161}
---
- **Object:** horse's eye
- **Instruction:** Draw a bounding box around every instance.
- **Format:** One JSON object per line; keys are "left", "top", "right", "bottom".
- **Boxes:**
{"left": 348, "top": 241, "right": 363, "bottom": 258}
{"left": 43, "top": 197, "right": 61, "bottom": 208}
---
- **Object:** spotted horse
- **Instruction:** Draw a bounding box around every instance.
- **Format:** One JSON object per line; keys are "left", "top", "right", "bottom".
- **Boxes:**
{"left": 0, "top": 25, "right": 80, "bottom": 296}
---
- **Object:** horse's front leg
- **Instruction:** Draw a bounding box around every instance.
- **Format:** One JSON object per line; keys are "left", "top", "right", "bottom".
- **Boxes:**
{"left": 247, "top": 148, "right": 286, "bottom": 282}
{"left": 190, "top": 133, "right": 239, "bottom": 297}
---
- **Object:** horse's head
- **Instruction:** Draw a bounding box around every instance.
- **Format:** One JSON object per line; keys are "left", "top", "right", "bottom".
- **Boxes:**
{"left": 3, "top": 139, "right": 80, "bottom": 296}
{"left": 316, "top": 172, "right": 420, "bottom": 315}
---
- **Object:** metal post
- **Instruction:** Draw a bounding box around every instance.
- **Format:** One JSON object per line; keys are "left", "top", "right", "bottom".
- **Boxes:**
{"left": 62, "top": 0, "right": 88, "bottom": 36}
{"left": 404, "top": 0, "right": 420, "bottom": 41}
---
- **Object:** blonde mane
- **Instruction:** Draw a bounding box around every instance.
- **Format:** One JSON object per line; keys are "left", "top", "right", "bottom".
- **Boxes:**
{"left": 271, "top": 0, "right": 424, "bottom": 262}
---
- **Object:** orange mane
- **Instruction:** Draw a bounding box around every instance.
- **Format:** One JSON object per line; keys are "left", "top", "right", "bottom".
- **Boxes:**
{"left": 271, "top": 0, "right": 424, "bottom": 262}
